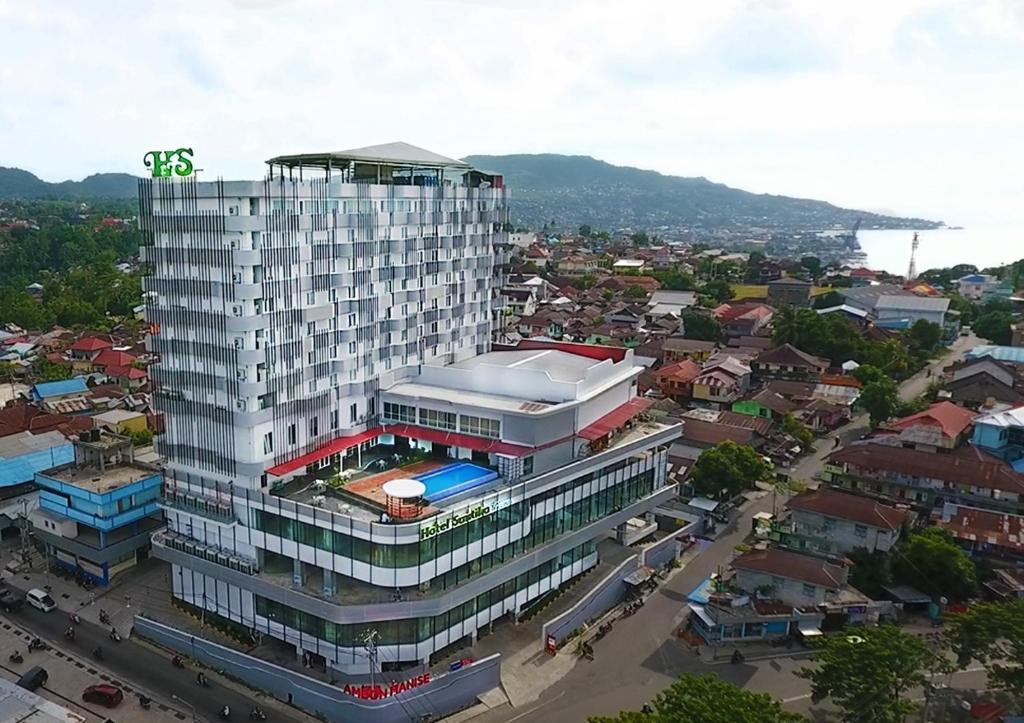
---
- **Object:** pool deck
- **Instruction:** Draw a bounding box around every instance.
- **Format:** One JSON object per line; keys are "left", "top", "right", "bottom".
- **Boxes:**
{"left": 343, "top": 459, "right": 446, "bottom": 511}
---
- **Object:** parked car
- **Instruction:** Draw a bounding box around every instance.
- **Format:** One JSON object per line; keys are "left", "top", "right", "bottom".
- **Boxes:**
{"left": 25, "top": 588, "right": 56, "bottom": 612}
{"left": 0, "top": 589, "right": 24, "bottom": 612}
{"left": 82, "top": 684, "right": 124, "bottom": 707}
{"left": 16, "top": 666, "right": 48, "bottom": 691}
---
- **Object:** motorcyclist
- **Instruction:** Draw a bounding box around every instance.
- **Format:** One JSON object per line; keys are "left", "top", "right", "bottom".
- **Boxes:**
{"left": 221, "top": 705, "right": 231, "bottom": 719}
{"left": 65, "top": 626, "right": 75, "bottom": 640}
{"left": 196, "top": 672, "right": 209, "bottom": 686}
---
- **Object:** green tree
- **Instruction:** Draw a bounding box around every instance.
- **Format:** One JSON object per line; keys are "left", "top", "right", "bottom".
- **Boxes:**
{"left": 946, "top": 599, "right": 1024, "bottom": 702}
{"left": 630, "top": 232, "right": 649, "bottom": 246}
{"left": 589, "top": 673, "right": 806, "bottom": 723}
{"left": 691, "top": 441, "right": 770, "bottom": 499}
{"left": 946, "top": 293, "right": 977, "bottom": 324}
{"left": 800, "top": 255, "right": 822, "bottom": 279}
{"left": 892, "top": 528, "right": 977, "bottom": 601}
{"left": 681, "top": 311, "right": 721, "bottom": 341}
{"left": 811, "top": 289, "right": 844, "bottom": 309}
{"left": 797, "top": 625, "right": 936, "bottom": 723}
{"left": 906, "top": 319, "right": 942, "bottom": 354}
{"left": 744, "top": 251, "right": 766, "bottom": 283}
{"left": 701, "top": 279, "right": 733, "bottom": 303}
{"left": 974, "top": 310, "right": 1014, "bottom": 345}
{"left": 846, "top": 548, "right": 892, "bottom": 599}
{"left": 625, "top": 285, "right": 647, "bottom": 299}
{"left": 651, "top": 270, "right": 695, "bottom": 290}
{"left": 857, "top": 377, "right": 900, "bottom": 427}
{"left": 771, "top": 306, "right": 801, "bottom": 345}
{"left": 36, "top": 358, "right": 72, "bottom": 382}
{"left": 851, "top": 363, "right": 886, "bottom": 386}
{"left": 578, "top": 224, "right": 593, "bottom": 238}
{"left": 779, "top": 413, "right": 814, "bottom": 448}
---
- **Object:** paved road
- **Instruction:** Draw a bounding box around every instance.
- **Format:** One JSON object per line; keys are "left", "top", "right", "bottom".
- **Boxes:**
{"left": 479, "top": 333, "right": 983, "bottom": 722}
{"left": 0, "top": 600, "right": 307, "bottom": 723}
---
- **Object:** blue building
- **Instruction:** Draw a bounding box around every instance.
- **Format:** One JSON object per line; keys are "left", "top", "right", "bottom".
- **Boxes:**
{"left": 29, "top": 377, "right": 89, "bottom": 404}
{"left": 30, "top": 430, "right": 163, "bottom": 585}
{"left": 972, "top": 406, "right": 1024, "bottom": 473}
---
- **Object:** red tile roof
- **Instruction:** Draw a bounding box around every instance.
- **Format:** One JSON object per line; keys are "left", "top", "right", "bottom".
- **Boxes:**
{"left": 654, "top": 359, "right": 701, "bottom": 384}
{"left": 92, "top": 350, "right": 138, "bottom": 368}
{"left": 788, "top": 488, "right": 908, "bottom": 531}
{"left": 828, "top": 442, "right": 1024, "bottom": 494}
{"left": 681, "top": 418, "right": 755, "bottom": 446}
{"left": 0, "top": 405, "right": 73, "bottom": 437}
{"left": 733, "top": 548, "right": 847, "bottom": 589}
{"left": 888, "top": 401, "right": 977, "bottom": 440}
{"left": 69, "top": 337, "right": 113, "bottom": 352}
{"left": 105, "top": 365, "right": 148, "bottom": 380}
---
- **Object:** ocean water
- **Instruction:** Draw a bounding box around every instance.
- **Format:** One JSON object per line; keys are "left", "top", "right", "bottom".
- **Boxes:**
{"left": 855, "top": 228, "right": 1023, "bottom": 276}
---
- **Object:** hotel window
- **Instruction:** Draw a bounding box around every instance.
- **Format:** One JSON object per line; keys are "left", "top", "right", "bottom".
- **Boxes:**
{"left": 262, "top": 433, "right": 273, "bottom": 454}
{"left": 384, "top": 402, "right": 416, "bottom": 424}
{"left": 418, "top": 408, "right": 456, "bottom": 431}
{"left": 460, "top": 415, "right": 500, "bottom": 439}
{"left": 287, "top": 424, "right": 296, "bottom": 446}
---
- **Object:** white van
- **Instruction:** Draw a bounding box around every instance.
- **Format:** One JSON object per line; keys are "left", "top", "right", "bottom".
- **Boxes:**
{"left": 26, "top": 588, "right": 56, "bottom": 613}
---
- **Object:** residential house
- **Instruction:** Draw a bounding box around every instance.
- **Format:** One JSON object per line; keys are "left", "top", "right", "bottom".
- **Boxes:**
{"left": 712, "top": 303, "right": 774, "bottom": 338}
{"left": 824, "top": 440, "right": 1024, "bottom": 514}
{"left": 839, "top": 284, "right": 911, "bottom": 314}
{"left": 661, "top": 338, "right": 718, "bottom": 364}
{"left": 504, "top": 288, "right": 537, "bottom": 318}
{"left": 92, "top": 409, "right": 149, "bottom": 436}
{"left": 596, "top": 275, "right": 662, "bottom": 296}
{"left": 777, "top": 487, "right": 909, "bottom": 554}
{"left": 880, "top": 401, "right": 978, "bottom": 451}
{"left": 966, "top": 345, "right": 1024, "bottom": 370}
{"left": 752, "top": 344, "right": 829, "bottom": 381}
{"left": 606, "top": 304, "right": 646, "bottom": 328}
{"left": 944, "top": 358, "right": 1024, "bottom": 409}
{"left": 612, "top": 259, "right": 647, "bottom": 275}
{"left": 691, "top": 357, "right": 752, "bottom": 409}
{"left": 732, "top": 548, "right": 850, "bottom": 607}
{"left": 874, "top": 295, "right": 955, "bottom": 339}
{"left": 727, "top": 336, "right": 773, "bottom": 352}
{"left": 767, "top": 276, "right": 813, "bottom": 308}
{"left": 933, "top": 501, "right": 1024, "bottom": 561}
{"left": 67, "top": 336, "right": 113, "bottom": 368}
{"left": 848, "top": 267, "right": 878, "bottom": 286}
{"left": 646, "top": 290, "right": 697, "bottom": 321}
{"left": 956, "top": 274, "right": 999, "bottom": 301}
{"left": 797, "top": 398, "right": 849, "bottom": 431}
{"left": 816, "top": 304, "right": 872, "bottom": 327}
{"left": 653, "top": 360, "right": 701, "bottom": 402}
{"left": 732, "top": 389, "right": 798, "bottom": 419}
{"left": 556, "top": 255, "right": 601, "bottom": 275}
{"left": 972, "top": 406, "right": 1024, "bottom": 467}
{"left": 29, "top": 378, "right": 90, "bottom": 409}
{"left": 104, "top": 365, "right": 149, "bottom": 391}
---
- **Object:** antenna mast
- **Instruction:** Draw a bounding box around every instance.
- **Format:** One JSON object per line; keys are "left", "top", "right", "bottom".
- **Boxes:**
{"left": 907, "top": 232, "right": 920, "bottom": 280}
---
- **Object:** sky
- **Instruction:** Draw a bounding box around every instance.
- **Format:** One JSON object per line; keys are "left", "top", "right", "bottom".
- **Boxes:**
{"left": 2, "top": 0, "right": 1024, "bottom": 227}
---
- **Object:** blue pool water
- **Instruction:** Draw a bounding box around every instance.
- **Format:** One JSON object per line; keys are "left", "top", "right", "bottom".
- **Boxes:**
{"left": 415, "top": 463, "right": 498, "bottom": 503}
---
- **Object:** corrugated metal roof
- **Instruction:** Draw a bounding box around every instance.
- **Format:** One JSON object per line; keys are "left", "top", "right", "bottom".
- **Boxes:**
{"left": 268, "top": 142, "right": 470, "bottom": 169}
{"left": 874, "top": 294, "right": 950, "bottom": 311}
{"left": 32, "top": 377, "right": 88, "bottom": 399}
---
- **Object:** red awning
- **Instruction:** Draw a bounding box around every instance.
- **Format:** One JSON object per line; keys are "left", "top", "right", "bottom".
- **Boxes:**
{"left": 267, "top": 427, "right": 384, "bottom": 477}
{"left": 577, "top": 398, "right": 653, "bottom": 442}
{"left": 383, "top": 424, "right": 535, "bottom": 457}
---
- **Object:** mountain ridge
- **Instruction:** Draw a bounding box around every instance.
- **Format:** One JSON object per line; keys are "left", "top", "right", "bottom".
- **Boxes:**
{"left": 464, "top": 153, "right": 941, "bottom": 231}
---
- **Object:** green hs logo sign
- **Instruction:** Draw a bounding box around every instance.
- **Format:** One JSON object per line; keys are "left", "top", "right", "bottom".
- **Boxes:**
{"left": 144, "top": 148, "right": 195, "bottom": 178}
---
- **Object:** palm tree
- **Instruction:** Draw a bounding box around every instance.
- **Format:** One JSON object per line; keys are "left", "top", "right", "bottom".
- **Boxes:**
{"left": 771, "top": 306, "right": 800, "bottom": 345}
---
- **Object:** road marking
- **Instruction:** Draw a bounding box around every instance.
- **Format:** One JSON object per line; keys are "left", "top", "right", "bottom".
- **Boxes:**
{"left": 507, "top": 691, "right": 566, "bottom": 723}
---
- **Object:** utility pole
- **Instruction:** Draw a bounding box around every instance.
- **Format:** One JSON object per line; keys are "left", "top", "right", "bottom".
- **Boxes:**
{"left": 363, "top": 629, "right": 379, "bottom": 689}
{"left": 19, "top": 499, "right": 32, "bottom": 571}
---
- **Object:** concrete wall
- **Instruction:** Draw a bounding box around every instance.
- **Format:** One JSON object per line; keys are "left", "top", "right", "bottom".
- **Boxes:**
{"left": 640, "top": 523, "right": 696, "bottom": 569}
{"left": 542, "top": 555, "right": 639, "bottom": 648}
{"left": 133, "top": 616, "right": 501, "bottom": 723}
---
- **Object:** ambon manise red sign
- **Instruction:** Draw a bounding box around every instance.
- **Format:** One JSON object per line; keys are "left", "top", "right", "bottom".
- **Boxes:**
{"left": 342, "top": 673, "right": 432, "bottom": 700}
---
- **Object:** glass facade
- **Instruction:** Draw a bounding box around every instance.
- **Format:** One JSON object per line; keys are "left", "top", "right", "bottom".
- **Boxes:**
{"left": 253, "top": 540, "right": 597, "bottom": 647}
{"left": 382, "top": 402, "right": 416, "bottom": 424}
{"left": 250, "top": 465, "right": 656, "bottom": 575}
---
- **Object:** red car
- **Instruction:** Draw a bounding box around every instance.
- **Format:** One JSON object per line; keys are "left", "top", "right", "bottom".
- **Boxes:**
{"left": 82, "top": 684, "right": 124, "bottom": 707}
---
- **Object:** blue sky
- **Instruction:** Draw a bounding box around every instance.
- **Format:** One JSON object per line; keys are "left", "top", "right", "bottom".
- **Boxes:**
{"left": 2, "top": 0, "right": 1023, "bottom": 227}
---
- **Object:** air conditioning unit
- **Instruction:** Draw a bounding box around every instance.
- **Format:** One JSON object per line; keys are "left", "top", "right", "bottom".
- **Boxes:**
{"left": 232, "top": 273, "right": 242, "bottom": 284}
{"left": 235, "top": 400, "right": 246, "bottom": 412}
{"left": 312, "top": 480, "right": 327, "bottom": 492}
{"left": 232, "top": 305, "right": 243, "bottom": 317}
{"left": 310, "top": 495, "right": 326, "bottom": 507}
{"left": 233, "top": 338, "right": 244, "bottom": 349}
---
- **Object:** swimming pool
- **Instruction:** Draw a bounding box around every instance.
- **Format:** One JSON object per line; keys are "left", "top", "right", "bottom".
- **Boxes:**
{"left": 415, "top": 463, "right": 498, "bottom": 503}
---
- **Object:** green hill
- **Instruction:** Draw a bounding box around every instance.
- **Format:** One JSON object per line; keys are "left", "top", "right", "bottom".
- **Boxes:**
{"left": 464, "top": 153, "right": 940, "bottom": 231}
{"left": 0, "top": 167, "right": 137, "bottom": 199}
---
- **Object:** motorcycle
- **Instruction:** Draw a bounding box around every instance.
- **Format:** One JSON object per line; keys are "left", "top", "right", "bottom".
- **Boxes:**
{"left": 109, "top": 629, "right": 122, "bottom": 643}
{"left": 92, "top": 647, "right": 104, "bottom": 661}
{"left": 138, "top": 695, "right": 152, "bottom": 710}
{"left": 64, "top": 627, "right": 76, "bottom": 642}
{"left": 595, "top": 622, "right": 613, "bottom": 641}
{"left": 220, "top": 705, "right": 231, "bottom": 719}
{"left": 99, "top": 609, "right": 110, "bottom": 625}
{"left": 69, "top": 612, "right": 81, "bottom": 625}
{"left": 196, "top": 674, "right": 211, "bottom": 688}
{"left": 172, "top": 656, "right": 186, "bottom": 669}
{"left": 249, "top": 707, "right": 266, "bottom": 721}
{"left": 731, "top": 650, "right": 745, "bottom": 664}
{"left": 8, "top": 650, "right": 23, "bottom": 664}
{"left": 27, "top": 638, "right": 45, "bottom": 652}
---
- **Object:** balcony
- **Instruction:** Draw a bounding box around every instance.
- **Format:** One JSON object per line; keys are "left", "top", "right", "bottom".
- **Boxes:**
{"left": 154, "top": 530, "right": 258, "bottom": 575}
{"left": 160, "top": 488, "right": 237, "bottom": 525}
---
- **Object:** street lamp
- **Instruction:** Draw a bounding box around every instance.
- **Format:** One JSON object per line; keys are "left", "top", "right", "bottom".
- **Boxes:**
{"left": 172, "top": 694, "right": 197, "bottom": 723}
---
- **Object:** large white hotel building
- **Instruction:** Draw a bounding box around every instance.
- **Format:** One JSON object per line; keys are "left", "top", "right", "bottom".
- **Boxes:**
{"left": 142, "top": 143, "right": 680, "bottom": 675}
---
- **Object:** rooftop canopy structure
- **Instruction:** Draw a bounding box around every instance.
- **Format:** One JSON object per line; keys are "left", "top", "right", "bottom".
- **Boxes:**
{"left": 265, "top": 141, "right": 501, "bottom": 188}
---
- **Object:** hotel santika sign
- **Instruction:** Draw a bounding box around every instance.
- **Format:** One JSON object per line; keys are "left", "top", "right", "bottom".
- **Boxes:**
{"left": 418, "top": 496, "right": 512, "bottom": 541}
{"left": 144, "top": 148, "right": 195, "bottom": 178}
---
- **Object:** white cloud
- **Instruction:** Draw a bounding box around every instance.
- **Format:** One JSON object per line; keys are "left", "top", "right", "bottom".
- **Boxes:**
{"left": 1, "top": 0, "right": 1023, "bottom": 225}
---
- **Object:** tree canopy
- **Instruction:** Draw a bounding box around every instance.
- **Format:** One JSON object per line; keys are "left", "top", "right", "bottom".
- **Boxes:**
{"left": 906, "top": 319, "right": 943, "bottom": 355}
{"left": 797, "top": 625, "right": 937, "bottom": 723}
{"left": 856, "top": 377, "right": 900, "bottom": 427}
{"left": 691, "top": 441, "right": 770, "bottom": 499}
{"left": 681, "top": 311, "right": 721, "bottom": 341}
{"left": 589, "top": 673, "right": 806, "bottom": 723}
{"left": 701, "top": 279, "right": 733, "bottom": 303}
{"left": 946, "top": 599, "right": 1024, "bottom": 702}
{"left": 974, "top": 309, "right": 1014, "bottom": 345}
{"left": 891, "top": 528, "right": 977, "bottom": 601}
